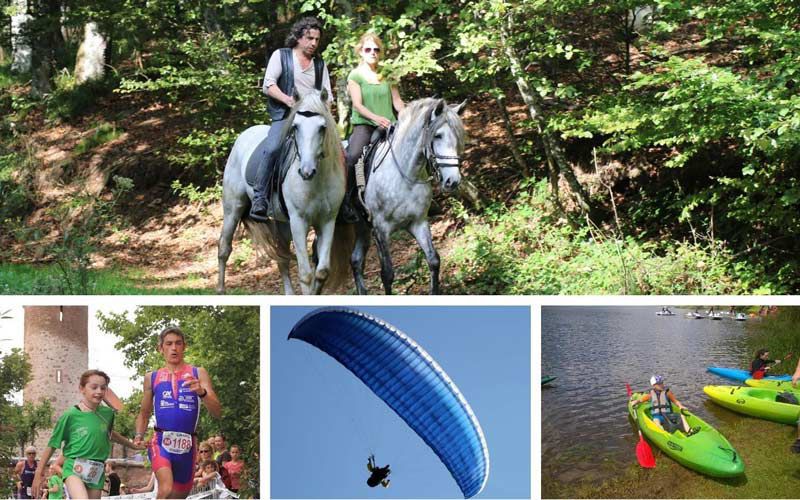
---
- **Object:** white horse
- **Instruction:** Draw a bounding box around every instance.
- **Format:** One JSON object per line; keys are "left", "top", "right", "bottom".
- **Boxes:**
{"left": 350, "top": 98, "right": 466, "bottom": 294}
{"left": 218, "top": 89, "right": 350, "bottom": 294}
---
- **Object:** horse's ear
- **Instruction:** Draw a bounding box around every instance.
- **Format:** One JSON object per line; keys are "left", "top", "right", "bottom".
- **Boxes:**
{"left": 451, "top": 99, "right": 467, "bottom": 115}
{"left": 427, "top": 99, "right": 445, "bottom": 124}
{"left": 320, "top": 88, "right": 328, "bottom": 102}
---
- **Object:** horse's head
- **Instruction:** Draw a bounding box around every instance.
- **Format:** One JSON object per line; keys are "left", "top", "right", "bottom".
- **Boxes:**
{"left": 423, "top": 99, "right": 467, "bottom": 193}
{"left": 286, "top": 89, "right": 336, "bottom": 181}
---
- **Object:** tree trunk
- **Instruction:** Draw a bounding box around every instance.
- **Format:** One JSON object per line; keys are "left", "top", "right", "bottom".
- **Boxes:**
{"left": 500, "top": 13, "right": 592, "bottom": 215}
{"left": 203, "top": 6, "right": 230, "bottom": 61}
{"left": 10, "top": 0, "right": 32, "bottom": 73}
{"left": 74, "top": 22, "right": 107, "bottom": 84}
{"left": 493, "top": 83, "right": 529, "bottom": 177}
{"left": 30, "top": 0, "right": 64, "bottom": 96}
{"left": 333, "top": 0, "right": 355, "bottom": 132}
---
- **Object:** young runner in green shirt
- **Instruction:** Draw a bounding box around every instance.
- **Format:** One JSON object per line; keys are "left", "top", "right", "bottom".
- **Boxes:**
{"left": 32, "top": 370, "right": 142, "bottom": 499}
{"left": 46, "top": 463, "right": 64, "bottom": 500}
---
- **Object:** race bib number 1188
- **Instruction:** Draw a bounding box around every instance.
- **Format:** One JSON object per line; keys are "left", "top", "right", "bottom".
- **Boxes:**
{"left": 162, "top": 431, "right": 193, "bottom": 454}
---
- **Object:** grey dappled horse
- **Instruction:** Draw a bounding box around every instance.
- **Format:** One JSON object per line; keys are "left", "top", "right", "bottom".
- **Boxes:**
{"left": 218, "top": 89, "right": 350, "bottom": 294}
{"left": 351, "top": 98, "right": 466, "bottom": 294}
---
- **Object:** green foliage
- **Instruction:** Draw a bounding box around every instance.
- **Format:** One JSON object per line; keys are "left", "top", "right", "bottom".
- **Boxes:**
{"left": 7, "top": 400, "right": 55, "bottom": 455}
{"left": 171, "top": 180, "right": 222, "bottom": 205}
{"left": 0, "top": 263, "right": 222, "bottom": 294}
{"left": 96, "top": 306, "right": 260, "bottom": 460}
{"left": 45, "top": 70, "right": 117, "bottom": 122}
{"left": 0, "top": 348, "right": 32, "bottom": 498}
{"left": 745, "top": 308, "right": 800, "bottom": 376}
{"left": 4, "top": 0, "right": 800, "bottom": 292}
{"left": 118, "top": 33, "right": 264, "bottom": 175}
{"left": 166, "top": 127, "right": 239, "bottom": 172}
{"left": 445, "top": 180, "right": 755, "bottom": 294}
{"left": 46, "top": 175, "right": 134, "bottom": 294}
{"left": 73, "top": 122, "right": 123, "bottom": 155}
{"left": 0, "top": 153, "right": 34, "bottom": 223}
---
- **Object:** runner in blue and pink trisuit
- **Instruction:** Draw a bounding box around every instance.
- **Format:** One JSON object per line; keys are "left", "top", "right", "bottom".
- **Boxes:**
{"left": 134, "top": 326, "right": 222, "bottom": 499}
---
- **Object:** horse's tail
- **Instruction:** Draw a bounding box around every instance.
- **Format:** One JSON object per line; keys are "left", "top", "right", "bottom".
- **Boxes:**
{"left": 242, "top": 218, "right": 292, "bottom": 265}
{"left": 325, "top": 222, "right": 356, "bottom": 292}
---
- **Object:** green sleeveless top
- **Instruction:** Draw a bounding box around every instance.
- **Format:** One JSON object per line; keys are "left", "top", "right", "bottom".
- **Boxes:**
{"left": 348, "top": 68, "right": 396, "bottom": 126}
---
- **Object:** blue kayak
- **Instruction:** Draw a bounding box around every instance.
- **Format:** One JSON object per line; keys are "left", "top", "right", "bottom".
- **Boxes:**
{"left": 707, "top": 366, "right": 792, "bottom": 383}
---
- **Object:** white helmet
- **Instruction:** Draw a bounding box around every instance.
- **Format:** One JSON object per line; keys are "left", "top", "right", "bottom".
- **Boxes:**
{"left": 650, "top": 375, "right": 665, "bottom": 386}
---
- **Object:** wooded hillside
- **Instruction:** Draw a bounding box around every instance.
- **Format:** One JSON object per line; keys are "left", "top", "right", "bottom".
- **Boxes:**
{"left": 1, "top": 0, "right": 797, "bottom": 294}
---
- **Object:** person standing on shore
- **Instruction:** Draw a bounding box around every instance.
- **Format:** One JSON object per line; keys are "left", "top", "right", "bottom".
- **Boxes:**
{"left": 791, "top": 358, "right": 800, "bottom": 453}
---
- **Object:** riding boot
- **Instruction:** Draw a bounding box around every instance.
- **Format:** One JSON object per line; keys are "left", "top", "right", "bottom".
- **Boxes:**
{"left": 338, "top": 194, "right": 360, "bottom": 224}
{"left": 250, "top": 156, "right": 272, "bottom": 219}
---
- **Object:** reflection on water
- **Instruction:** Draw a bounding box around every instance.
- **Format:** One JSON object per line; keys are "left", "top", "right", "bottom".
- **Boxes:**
{"left": 542, "top": 306, "right": 753, "bottom": 486}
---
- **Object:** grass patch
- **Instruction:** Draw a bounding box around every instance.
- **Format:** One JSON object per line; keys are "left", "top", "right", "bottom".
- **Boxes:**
{"left": 45, "top": 70, "right": 117, "bottom": 122}
{"left": 73, "top": 122, "right": 122, "bottom": 155}
{"left": 0, "top": 62, "right": 24, "bottom": 90}
{"left": 444, "top": 179, "right": 760, "bottom": 295}
{"left": 745, "top": 309, "right": 800, "bottom": 376}
{"left": 546, "top": 417, "right": 800, "bottom": 498}
{"left": 0, "top": 152, "right": 34, "bottom": 222}
{"left": 0, "top": 263, "right": 258, "bottom": 295}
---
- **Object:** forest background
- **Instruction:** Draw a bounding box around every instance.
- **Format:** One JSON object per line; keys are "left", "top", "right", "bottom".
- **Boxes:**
{"left": 1, "top": 0, "right": 798, "bottom": 294}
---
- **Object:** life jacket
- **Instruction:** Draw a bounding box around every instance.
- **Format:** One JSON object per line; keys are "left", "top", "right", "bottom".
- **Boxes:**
{"left": 649, "top": 388, "right": 674, "bottom": 416}
{"left": 267, "top": 48, "right": 325, "bottom": 121}
{"left": 750, "top": 359, "right": 767, "bottom": 379}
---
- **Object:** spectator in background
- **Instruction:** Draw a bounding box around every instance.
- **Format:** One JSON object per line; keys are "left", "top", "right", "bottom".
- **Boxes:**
{"left": 223, "top": 445, "right": 245, "bottom": 494}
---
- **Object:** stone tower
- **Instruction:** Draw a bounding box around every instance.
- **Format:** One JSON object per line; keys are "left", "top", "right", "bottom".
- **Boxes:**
{"left": 23, "top": 306, "right": 88, "bottom": 452}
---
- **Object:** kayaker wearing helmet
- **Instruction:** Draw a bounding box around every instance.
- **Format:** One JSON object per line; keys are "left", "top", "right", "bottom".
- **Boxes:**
{"left": 632, "top": 375, "right": 700, "bottom": 436}
{"left": 750, "top": 349, "right": 782, "bottom": 380}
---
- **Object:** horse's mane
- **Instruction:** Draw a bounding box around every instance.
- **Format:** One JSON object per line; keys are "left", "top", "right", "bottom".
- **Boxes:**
{"left": 281, "top": 90, "right": 344, "bottom": 175}
{"left": 395, "top": 98, "right": 466, "bottom": 154}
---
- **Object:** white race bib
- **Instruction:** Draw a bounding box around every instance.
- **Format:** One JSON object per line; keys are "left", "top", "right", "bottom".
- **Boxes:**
{"left": 26, "top": 487, "right": 32, "bottom": 497}
{"left": 72, "top": 458, "right": 104, "bottom": 484}
{"left": 162, "top": 431, "right": 193, "bottom": 454}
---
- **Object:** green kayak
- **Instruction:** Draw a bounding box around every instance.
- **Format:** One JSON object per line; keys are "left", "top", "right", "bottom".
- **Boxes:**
{"left": 745, "top": 378, "right": 800, "bottom": 392}
{"left": 628, "top": 392, "right": 744, "bottom": 477}
{"left": 542, "top": 376, "right": 556, "bottom": 385}
{"left": 704, "top": 385, "right": 800, "bottom": 425}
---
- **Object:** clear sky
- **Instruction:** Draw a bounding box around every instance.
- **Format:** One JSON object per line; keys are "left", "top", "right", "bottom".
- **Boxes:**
{"left": 271, "top": 306, "right": 531, "bottom": 499}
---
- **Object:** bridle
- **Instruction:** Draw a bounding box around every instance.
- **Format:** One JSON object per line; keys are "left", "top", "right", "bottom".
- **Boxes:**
{"left": 284, "top": 110, "right": 327, "bottom": 166}
{"left": 381, "top": 110, "right": 461, "bottom": 186}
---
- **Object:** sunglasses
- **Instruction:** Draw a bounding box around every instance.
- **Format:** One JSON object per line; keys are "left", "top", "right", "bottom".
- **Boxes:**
{"left": 199, "top": 449, "right": 211, "bottom": 453}
{"left": 363, "top": 47, "right": 381, "bottom": 54}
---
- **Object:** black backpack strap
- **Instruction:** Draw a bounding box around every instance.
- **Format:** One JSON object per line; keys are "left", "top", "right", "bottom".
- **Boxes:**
{"left": 314, "top": 56, "right": 325, "bottom": 91}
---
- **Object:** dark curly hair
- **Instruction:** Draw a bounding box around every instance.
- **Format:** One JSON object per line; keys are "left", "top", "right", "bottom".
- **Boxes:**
{"left": 285, "top": 17, "right": 323, "bottom": 48}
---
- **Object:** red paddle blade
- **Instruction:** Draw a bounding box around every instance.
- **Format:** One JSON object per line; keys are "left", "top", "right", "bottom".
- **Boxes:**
{"left": 626, "top": 383, "right": 632, "bottom": 397}
{"left": 637, "top": 434, "right": 656, "bottom": 468}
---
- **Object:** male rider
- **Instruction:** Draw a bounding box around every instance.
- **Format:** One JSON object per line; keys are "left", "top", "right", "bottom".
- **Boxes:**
{"left": 251, "top": 16, "right": 334, "bottom": 219}
{"left": 133, "top": 326, "right": 222, "bottom": 499}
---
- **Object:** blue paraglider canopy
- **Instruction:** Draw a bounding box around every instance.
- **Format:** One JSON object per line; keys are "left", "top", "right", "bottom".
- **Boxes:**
{"left": 289, "top": 307, "right": 490, "bottom": 499}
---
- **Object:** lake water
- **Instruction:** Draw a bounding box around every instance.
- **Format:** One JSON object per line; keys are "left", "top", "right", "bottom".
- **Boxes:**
{"left": 541, "top": 306, "right": 759, "bottom": 489}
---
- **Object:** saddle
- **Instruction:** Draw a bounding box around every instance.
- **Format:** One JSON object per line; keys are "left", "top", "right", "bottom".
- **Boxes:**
{"left": 352, "top": 125, "right": 394, "bottom": 220}
{"left": 248, "top": 134, "right": 294, "bottom": 222}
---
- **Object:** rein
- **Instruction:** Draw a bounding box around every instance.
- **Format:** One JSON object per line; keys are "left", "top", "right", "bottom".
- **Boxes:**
{"left": 378, "top": 112, "right": 459, "bottom": 187}
{"left": 284, "top": 110, "right": 328, "bottom": 166}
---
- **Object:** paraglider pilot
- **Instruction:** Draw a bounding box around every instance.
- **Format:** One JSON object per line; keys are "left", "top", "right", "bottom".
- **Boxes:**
{"left": 367, "top": 454, "right": 391, "bottom": 488}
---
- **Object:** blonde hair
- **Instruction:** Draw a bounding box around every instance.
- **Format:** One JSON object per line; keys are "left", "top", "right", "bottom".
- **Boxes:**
{"left": 354, "top": 32, "right": 384, "bottom": 57}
